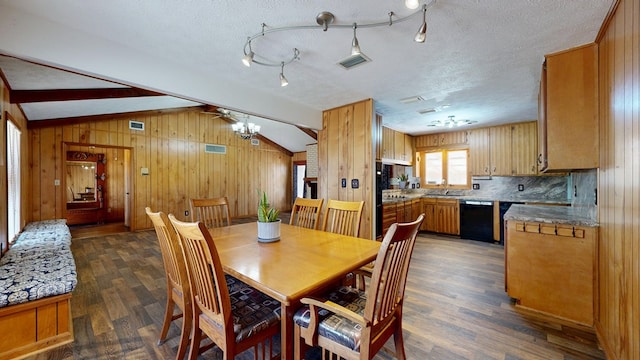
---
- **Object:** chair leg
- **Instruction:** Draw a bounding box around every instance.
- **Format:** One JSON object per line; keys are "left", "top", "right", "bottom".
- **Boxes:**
{"left": 158, "top": 288, "right": 176, "bottom": 345}
{"left": 188, "top": 323, "right": 202, "bottom": 360}
{"left": 175, "top": 306, "right": 192, "bottom": 360}
{"left": 393, "top": 322, "right": 406, "bottom": 360}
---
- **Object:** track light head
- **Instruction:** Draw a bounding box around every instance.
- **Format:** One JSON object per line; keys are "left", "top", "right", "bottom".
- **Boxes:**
{"left": 414, "top": 5, "right": 427, "bottom": 43}
{"left": 351, "top": 23, "right": 362, "bottom": 55}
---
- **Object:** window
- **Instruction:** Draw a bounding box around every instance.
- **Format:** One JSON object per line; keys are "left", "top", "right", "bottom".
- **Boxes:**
{"left": 7, "top": 120, "right": 21, "bottom": 244}
{"left": 421, "top": 149, "right": 469, "bottom": 189}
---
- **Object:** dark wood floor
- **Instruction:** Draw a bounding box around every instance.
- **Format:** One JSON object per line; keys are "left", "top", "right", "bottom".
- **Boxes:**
{"left": 26, "top": 221, "right": 605, "bottom": 360}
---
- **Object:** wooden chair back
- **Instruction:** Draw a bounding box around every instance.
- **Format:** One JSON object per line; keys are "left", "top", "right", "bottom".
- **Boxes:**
{"left": 168, "top": 214, "right": 235, "bottom": 354}
{"left": 190, "top": 197, "right": 232, "bottom": 228}
{"left": 321, "top": 199, "right": 364, "bottom": 237}
{"left": 289, "top": 197, "right": 324, "bottom": 229}
{"left": 145, "top": 207, "right": 191, "bottom": 360}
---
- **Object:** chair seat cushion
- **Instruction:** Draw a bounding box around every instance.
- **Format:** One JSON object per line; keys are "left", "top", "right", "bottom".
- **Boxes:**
{"left": 293, "top": 286, "right": 367, "bottom": 351}
{"left": 226, "top": 275, "right": 281, "bottom": 343}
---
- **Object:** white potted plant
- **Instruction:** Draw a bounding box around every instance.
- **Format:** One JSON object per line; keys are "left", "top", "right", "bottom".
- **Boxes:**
{"left": 397, "top": 173, "right": 409, "bottom": 189}
{"left": 257, "top": 190, "right": 281, "bottom": 242}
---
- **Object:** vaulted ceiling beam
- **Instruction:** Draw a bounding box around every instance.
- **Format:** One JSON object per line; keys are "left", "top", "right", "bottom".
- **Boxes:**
{"left": 10, "top": 87, "right": 164, "bottom": 103}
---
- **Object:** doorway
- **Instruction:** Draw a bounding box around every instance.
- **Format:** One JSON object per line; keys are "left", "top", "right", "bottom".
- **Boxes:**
{"left": 294, "top": 162, "right": 306, "bottom": 199}
{"left": 63, "top": 142, "right": 133, "bottom": 232}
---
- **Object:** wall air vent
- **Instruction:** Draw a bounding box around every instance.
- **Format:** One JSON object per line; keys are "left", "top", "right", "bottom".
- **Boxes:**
{"left": 204, "top": 144, "right": 226, "bottom": 154}
{"left": 337, "top": 53, "right": 371, "bottom": 70}
{"left": 250, "top": 138, "right": 260, "bottom": 146}
{"left": 129, "top": 120, "right": 144, "bottom": 131}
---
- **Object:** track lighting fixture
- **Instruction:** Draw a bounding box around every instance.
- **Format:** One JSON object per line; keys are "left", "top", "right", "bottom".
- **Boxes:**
{"left": 279, "top": 62, "right": 289, "bottom": 87}
{"left": 414, "top": 5, "right": 427, "bottom": 43}
{"left": 351, "top": 23, "right": 361, "bottom": 56}
{"left": 241, "top": 0, "right": 435, "bottom": 86}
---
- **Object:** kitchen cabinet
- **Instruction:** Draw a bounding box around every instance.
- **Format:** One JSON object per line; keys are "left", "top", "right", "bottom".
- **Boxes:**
{"left": 382, "top": 203, "right": 397, "bottom": 236}
{"left": 511, "top": 122, "right": 538, "bottom": 175}
{"left": 505, "top": 220, "right": 597, "bottom": 326}
{"left": 489, "top": 125, "right": 512, "bottom": 176}
{"left": 467, "top": 122, "right": 537, "bottom": 176}
{"left": 415, "top": 131, "right": 467, "bottom": 148}
{"left": 382, "top": 127, "right": 413, "bottom": 165}
{"left": 421, "top": 198, "right": 459, "bottom": 235}
{"left": 539, "top": 43, "right": 598, "bottom": 172}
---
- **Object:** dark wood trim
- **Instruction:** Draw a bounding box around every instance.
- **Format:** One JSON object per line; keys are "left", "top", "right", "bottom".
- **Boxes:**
{"left": 26, "top": 106, "right": 204, "bottom": 129}
{"left": 296, "top": 126, "right": 317, "bottom": 141}
{"left": 255, "top": 134, "right": 293, "bottom": 157}
{"left": 10, "top": 87, "right": 164, "bottom": 103}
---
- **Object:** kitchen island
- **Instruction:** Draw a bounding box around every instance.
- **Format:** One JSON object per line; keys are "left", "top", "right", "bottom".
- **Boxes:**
{"left": 503, "top": 204, "right": 598, "bottom": 326}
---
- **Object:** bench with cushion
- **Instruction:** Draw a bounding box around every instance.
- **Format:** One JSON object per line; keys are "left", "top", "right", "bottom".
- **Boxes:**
{"left": 0, "top": 219, "right": 77, "bottom": 359}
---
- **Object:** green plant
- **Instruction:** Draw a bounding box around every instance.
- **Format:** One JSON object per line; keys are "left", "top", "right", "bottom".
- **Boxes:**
{"left": 257, "top": 190, "right": 280, "bottom": 222}
{"left": 397, "top": 173, "right": 409, "bottom": 182}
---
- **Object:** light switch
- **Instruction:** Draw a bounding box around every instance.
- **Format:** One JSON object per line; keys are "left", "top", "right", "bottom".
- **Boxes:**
{"left": 141, "top": 167, "right": 149, "bottom": 176}
{"left": 54, "top": 179, "right": 60, "bottom": 186}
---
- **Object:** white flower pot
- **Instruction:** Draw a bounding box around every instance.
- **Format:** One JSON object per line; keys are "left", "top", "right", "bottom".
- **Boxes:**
{"left": 257, "top": 219, "right": 281, "bottom": 242}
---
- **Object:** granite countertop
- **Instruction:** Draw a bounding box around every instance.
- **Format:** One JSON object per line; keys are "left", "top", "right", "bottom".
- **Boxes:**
{"left": 504, "top": 204, "right": 598, "bottom": 227}
{"left": 382, "top": 193, "right": 570, "bottom": 205}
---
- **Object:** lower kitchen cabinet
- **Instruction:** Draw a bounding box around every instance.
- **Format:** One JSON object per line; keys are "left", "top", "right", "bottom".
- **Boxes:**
{"left": 421, "top": 198, "right": 459, "bottom": 235}
{"left": 383, "top": 199, "right": 428, "bottom": 236}
{"left": 505, "top": 220, "right": 597, "bottom": 326}
{"left": 382, "top": 203, "right": 397, "bottom": 236}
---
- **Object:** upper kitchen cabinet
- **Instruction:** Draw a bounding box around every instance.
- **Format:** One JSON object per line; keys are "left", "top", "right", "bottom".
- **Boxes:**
{"left": 467, "top": 122, "right": 537, "bottom": 176}
{"left": 381, "top": 126, "right": 413, "bottom": 165}
{"left": 539, "top": 43, "right": 598, "bottom": 172}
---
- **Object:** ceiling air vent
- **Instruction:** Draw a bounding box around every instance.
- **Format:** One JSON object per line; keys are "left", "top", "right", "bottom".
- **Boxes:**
{"left": 204, "top": 144, "right": 226, "bottom": 154}
{"left": 337, "top": 53, "right": 371, "bottom": 70}
{"left": 129, "top": 120, "right": 144, "bottom": 131}
{"left": 418, "top": 108, "right": 437, "bottom": 115}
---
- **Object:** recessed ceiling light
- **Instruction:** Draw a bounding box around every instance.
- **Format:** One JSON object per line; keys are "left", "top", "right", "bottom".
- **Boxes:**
{"left": 417, "top": 108, "right": 436, "bottom": 114}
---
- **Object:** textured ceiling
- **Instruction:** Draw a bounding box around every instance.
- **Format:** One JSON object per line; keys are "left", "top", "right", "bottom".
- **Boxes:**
{"left": 0, "top": 0, "right": 613, "bottom": 139}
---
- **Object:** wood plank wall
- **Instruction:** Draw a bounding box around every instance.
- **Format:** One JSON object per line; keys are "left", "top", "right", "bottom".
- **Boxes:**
{"left": 318, "top": 99, "right": 375, "bottom": 240}
{"left": 28, "top": 110, "right": 292, "bottom": 231}
{"left": 0, "top": 75, "right": 29, "bottom": 252}
{"left": 595, "top": 0, "right": 639, "bottom": 358}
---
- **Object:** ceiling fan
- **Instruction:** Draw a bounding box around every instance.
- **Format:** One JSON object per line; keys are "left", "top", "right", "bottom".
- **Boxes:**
{"left": 200, "top": 106, "right": 240, "bottom": 121}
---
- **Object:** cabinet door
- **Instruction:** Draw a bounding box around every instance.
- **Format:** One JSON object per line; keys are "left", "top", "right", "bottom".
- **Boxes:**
{"left": 404, "top": 134, "right": 414, "bottom": 165}
{"left": 538, "top": 62, "right": 548, "bottom": 172}
{"left": 411, "top": 199, "right": 421, "bottom": 222}
{"left": 382, "top": 203, "right": 397, "bottom": 236}
{"left": 421, "top": 198, "right": 437, "bottom": 232}
{"left": 437, "top": 199, "right": 459, "bottom": 235}
{"left": 489, "top": 125, "right": 512, "bottom": 175}
{"left": 394, "top": 130, "right": 405, "bottom": 162}
{"left": 512, "top": 122, "right": 538, "bottom": 175}
{"left": 468, "top": 128, "right": 491, "bottom": 175}
{"left": 545, "top": 43, "right": 598, "bottom": 170}
{"left": 382, "top": 127, "right": 394, "bottom": 159}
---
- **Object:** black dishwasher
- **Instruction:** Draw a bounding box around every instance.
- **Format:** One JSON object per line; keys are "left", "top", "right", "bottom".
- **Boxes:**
{"left": 459, "top": 200, "right": 494, "bottom": 242}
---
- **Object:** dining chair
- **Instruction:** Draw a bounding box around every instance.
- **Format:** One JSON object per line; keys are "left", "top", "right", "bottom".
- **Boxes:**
{"left": 293, "top": 214, "right": 425, "bottom": 360}
{"left": 168, "top": 214, "right": 281, "bottom": 360}
{"left": 145, "top": 207, "right": 191, "bottom": 360}
{"left": 289, "top": 197, "right": 324, "bottom": 230}
{"left": 189, "top": 197, "right": 232, "bottom": 228}
{"left": 321, "top": 199, "right": 365, "bottom": 237}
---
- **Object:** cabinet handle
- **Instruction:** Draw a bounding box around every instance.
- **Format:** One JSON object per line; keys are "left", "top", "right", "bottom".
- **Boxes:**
{"left": 537, "top": 154, "right": 542, "bottom": 164}
{"left": 484, "top": 166, "right": 488, "bottom": 173}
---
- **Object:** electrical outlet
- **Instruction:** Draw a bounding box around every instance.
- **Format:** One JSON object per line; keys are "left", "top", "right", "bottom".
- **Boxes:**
{"left": 184, "top": 210, "right": 189, "bottom": 217}
{"left": 54, "top": 179, "right": 60, "bottom": 186}
{"left": 341, "top": 178, "right": 347, "bottom": 188}
{"left": 472, "top": 183, "right": 480, "bottom": 190}
{"left": 518, "top": 184, "right": 524, "bottom": 191}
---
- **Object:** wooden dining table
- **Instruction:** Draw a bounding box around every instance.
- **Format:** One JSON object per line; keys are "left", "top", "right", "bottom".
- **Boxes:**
{"left": 208, "top": 222, "right": 381, "bottom": 360}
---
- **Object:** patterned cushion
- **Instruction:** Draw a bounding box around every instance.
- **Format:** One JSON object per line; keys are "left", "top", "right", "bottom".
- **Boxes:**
{"left": 293, "top": 286, "right": 367, "bottom": 351}
{"left": 0, "top": 220, "right": 77, "bottom": 308}
{"left": 226, "top": 275, "right": 281, "bottom": 343}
